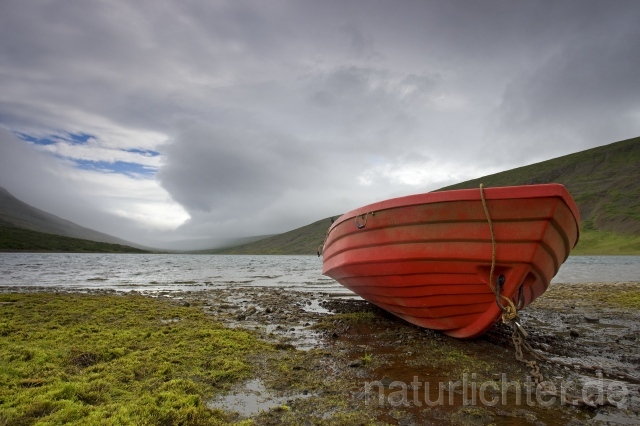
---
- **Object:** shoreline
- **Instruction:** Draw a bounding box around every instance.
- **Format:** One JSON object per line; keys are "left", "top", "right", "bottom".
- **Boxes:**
{"left": 2, "top": 282, "right": 639, "bottom": 425}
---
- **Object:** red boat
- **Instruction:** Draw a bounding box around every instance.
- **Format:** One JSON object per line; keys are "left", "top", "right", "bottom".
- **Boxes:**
{"left": 321, "top": 184, "right": 580, "bottom": 338}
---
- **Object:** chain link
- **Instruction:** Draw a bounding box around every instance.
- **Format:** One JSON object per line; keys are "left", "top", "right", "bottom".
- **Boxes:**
{"left": 508, "top": 317, "right": 637, "bottom": 407}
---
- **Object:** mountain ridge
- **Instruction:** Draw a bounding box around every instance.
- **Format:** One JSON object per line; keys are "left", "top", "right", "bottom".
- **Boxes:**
{"left": 2, "top": 136, "right": 638, "bottom": 254}
{"left": 0, "top": 186, "right": 151, "bottom": 251}
{"left": 438, "top": 136, "right": 640, "bottom": 236}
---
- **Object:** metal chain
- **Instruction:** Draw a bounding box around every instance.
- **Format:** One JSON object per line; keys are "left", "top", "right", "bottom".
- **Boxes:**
{"left": 479, "top": 183, "right": 637, "bottom": 406}
{"left": 509, "top": 318, "right": 636, "bottom": 407}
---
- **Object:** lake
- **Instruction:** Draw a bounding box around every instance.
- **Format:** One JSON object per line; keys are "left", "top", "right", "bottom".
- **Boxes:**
{"left": 1, "top": 254, "right": 639, "bottom": 295}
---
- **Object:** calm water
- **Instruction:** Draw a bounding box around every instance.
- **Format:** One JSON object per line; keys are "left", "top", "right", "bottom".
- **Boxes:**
{"left": 0, "top": 254, "right": 639, "bottom": 294}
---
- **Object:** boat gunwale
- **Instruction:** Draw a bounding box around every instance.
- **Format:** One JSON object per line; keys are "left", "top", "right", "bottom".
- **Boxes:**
{"left": 321, "top": 219, "right": 567, "bottom": 267}
{"left": 325, "top": 184, "right": 581, "bottom": 246}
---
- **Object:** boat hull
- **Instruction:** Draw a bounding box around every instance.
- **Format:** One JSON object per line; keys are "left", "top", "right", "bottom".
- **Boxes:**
{"left": 321, "top": 184, "right": 580, "bottom": 338}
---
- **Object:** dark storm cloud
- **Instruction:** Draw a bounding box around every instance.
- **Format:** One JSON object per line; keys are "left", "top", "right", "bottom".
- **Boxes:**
{"left": 155, "top": 65, "right": 444, "bottom": 230}
{"left": 158, "top": 121, "right": 319, "bottom": 214}
{"left": 494, "top": 18, "right": 640, "bottom": 157}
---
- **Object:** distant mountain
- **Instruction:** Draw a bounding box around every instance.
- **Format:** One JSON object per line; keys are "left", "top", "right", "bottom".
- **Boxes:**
{"left": 0, "top": 226, "right": 149, "bottom": 253}
{"left": 0, "top": 186, "right": 151, "bottom": 252}
{"left": 207, "top": 217, "right": 338, "bottom": 255}
{"left": 212, "top": 137, "right": 640, "bottom": 255}
{"left": 157, "top": 235, "right": 274, "bottom": 252}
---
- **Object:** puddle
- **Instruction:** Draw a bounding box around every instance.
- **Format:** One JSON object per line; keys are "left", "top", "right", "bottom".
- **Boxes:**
{"left": 265, "top": 324, "right": 321, "bottom": 351}
{"left": 207, "top": 378, "right": 312, "bottom": 417}
{"left": 302, "top": 298, "right": 333, "bottom": 314}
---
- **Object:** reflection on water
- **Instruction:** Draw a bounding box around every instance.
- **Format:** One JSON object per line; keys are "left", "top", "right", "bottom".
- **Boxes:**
{"left": 207, "top": 378, "right": 312, "bottom": 417}
{"left": 0, "top": 254, "right": 639, "bottom": 293}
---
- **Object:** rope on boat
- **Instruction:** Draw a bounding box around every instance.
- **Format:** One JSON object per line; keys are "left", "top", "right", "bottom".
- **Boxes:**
{"left": 479, "top": 183, "right": 518, "bottom": 322}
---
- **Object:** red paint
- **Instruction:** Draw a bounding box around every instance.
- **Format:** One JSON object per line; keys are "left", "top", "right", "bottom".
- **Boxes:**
{"left": 322, "top": 184, "right": 580, "bottom": 338}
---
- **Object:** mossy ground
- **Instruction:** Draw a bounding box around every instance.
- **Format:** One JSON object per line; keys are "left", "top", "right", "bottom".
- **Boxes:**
{"left": 0, "top": 293, "right": 266, "bottom": 425}
{"left": 532, "top": 282, "right": 640, "bottom": 310}
{"left": 2, "top": 286, "right": 637, "bottom": 425}
{"left": 0, "top": 292, "right": 383, "bottom": 425}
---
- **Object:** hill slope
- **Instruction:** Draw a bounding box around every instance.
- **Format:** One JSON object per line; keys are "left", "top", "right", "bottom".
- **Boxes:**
{"left": 439, "top": 136, "right": 640, "bottom": 235}
{"left": 438, "top": 136, "right": 640, "bottom": 255}
{"left": 0, "top": 186, "right": 150, "bottom": 251}
{"left": 0, "top": 226, "right": 149, "bottom": 253}
{"left": 209, "top": 217, "right": 338, "bottom": 255}
{"left": 213, "top": 137, "right": 640, "bottom": 255}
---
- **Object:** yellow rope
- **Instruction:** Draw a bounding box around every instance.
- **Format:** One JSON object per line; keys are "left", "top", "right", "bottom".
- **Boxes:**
{"left": 479, "top": 183, "right": 518, "bottom": 322}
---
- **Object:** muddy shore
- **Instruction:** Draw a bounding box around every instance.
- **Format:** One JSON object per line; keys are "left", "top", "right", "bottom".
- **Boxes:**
{"left": 2, "top": 282, "right": 639, "bottom": 425}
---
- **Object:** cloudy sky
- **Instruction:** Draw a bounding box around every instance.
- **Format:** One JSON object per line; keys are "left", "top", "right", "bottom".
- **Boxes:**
{"left": 1, "top": 1, "right": 639, "bottom": 249}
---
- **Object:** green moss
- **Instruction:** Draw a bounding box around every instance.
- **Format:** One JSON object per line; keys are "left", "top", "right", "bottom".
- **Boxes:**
{"left": 0, "top": 293, "right": 270, "bottom": 425}
{"left": 580, "top": 289, "right": 640, "bottom": 309}
{"left": 405, "top": 339, "right": 491, "bottom": 376}
{"left": 607, "top": 291, "right": 640, "bottom": 309}
{"left": 332, "top": 311, "right": 377, "bottom": 323}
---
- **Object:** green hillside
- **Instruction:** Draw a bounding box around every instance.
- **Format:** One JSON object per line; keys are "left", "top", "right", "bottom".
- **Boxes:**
{"left": 213, "top": 137, "right": 640, "bottom": 255}
{"left": 0, "top": 226, "right": 149, "bottom": 253}
{"left": 0, "top": 186, "right": 149, "bottom": 249}
{"left": 439, "top": 136, "right": 640, "bottom": 255}
{"left": 208, "top": 217, "right": 338, "bottom": 255}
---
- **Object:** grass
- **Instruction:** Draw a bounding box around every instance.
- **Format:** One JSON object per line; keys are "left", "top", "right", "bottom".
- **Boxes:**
{"left": 0, "top": 226, "right": 149, "bottom": 253}
{"left": 572, "top": 229, "right": 640, "bottom": 255}
{"left": 0, "top": 293, "right": 269, "bottom": 425}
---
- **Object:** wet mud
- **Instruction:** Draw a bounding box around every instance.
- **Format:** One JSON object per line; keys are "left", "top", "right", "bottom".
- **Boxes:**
{"left": 4, "top": 282, "right": 639, "bottom": 425}
{"left": 190, "top": 283, "right": 639, "bottom": 425}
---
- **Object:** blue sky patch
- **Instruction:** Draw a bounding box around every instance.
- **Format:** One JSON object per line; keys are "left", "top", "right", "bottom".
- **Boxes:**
{"left": 125, "top": 148, "right": 160, "bottom": 157}
{"left": 15, "top": 132, "right": 56, "bottom": 145}
{"left": 68, "top": 132, "right": 93, "bottom": 144}
{"left": 74, "top": 159, "right": 157, "bottom": 176}
{"left": 15, "top": 131, "right": 158, "bottom": 177}
{"left": 16, "top": 131, "right": 94, "bottom": 145}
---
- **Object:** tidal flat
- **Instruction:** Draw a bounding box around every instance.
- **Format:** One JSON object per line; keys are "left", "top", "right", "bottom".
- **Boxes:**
{"left": 1, "top": 283, "right": 639, "bottom": 425}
